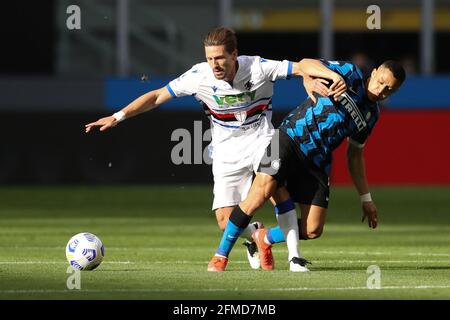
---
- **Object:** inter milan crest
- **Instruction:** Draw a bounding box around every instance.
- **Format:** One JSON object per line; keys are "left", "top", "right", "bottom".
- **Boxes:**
{"left": 244, "top": 80, "right": 253, "bottom": 91}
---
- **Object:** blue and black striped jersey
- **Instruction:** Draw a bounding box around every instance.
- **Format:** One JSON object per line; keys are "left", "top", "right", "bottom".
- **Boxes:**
{"left": 280, "top": 60, "right": 380, "bottom": 175}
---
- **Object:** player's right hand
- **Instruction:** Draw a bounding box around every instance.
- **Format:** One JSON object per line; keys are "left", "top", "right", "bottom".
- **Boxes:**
{"left": 329, "top": 74, "right": 347, "bottom": 101}
{"left": 361, "top": 201, "right": 378, "bottom": 229}
{"left": 85, "top": 116, "right": 118, "bottom": 133}
{"left": 303, "top": 77, "right": 330, "bottom": 104}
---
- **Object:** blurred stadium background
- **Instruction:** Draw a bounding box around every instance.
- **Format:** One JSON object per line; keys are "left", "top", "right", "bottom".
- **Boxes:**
{"left": 1, "top": 0, "right": 449, "bottom": 186}
{"left": 2, "top": 0, "right": 450, "bottom": 301}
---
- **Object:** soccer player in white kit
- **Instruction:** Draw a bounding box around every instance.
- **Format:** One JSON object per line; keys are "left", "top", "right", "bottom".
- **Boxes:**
{"left": 85, "top": 27, "right": 346, "bottom": 271}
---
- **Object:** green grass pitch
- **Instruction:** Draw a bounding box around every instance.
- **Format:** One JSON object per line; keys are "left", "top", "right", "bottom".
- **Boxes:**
{"left": 0, "top": 185, "right": 450, "bottom": 300}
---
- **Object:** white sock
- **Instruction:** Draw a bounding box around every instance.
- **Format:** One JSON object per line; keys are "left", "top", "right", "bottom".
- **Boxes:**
{"left": 276, "top": 209, "right": 300, "bottom": 261}
{"left": 240, "top": 222, "right": 257, "bottom": 241}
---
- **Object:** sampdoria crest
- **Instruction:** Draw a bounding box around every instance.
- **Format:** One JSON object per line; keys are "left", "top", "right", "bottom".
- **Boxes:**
{"left": 244, "top": 80, "right": 253, "bottom": 91}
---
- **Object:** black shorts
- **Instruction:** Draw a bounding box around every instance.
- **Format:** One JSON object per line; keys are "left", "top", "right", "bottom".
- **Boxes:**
{"left": 257, "top": 130, "right": 330, "bottom": 208}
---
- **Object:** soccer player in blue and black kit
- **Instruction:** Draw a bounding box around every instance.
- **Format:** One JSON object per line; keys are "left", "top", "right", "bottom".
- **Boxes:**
{"left": 208, "top": 58, "right": 406, "bottom": 272}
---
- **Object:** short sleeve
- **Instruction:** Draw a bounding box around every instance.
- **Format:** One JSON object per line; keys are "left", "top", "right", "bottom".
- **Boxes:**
{"left": 348, "top": 125, "right": 375, "bottom": 148}
{"left": 348, "top": 134, "right": 369, "bottom": 148}
{"left": 259, "top": 57, "right": 294, "bottom": 82}
{"left": 166, "top": 64, "right": 204, "bottom": 98}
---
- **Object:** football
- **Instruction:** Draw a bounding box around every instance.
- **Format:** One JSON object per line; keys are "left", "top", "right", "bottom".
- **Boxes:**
{"left": 65, "top": 232, "right": 104, "bottom": 271}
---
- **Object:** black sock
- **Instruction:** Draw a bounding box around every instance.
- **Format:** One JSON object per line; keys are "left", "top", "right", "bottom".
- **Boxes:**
{"left": 229, "top": 206, "right": 252, "bottom": 228}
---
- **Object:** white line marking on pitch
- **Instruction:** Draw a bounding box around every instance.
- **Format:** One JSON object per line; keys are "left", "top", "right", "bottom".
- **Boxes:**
{"left": 3, "top": 247, "right": 450, "bottom": 258}
{"left": 2, "top": 285, "right": 450, "bottom": 294}
{"left": 155, "top": 260, "right": 450, "bottom": 264}
{"left": 0, "top": 259, "right": 449, "bottom": 265}
{"left": 316, "top": 250, "right": 450, "bottom": 257}
{"left": 408, "top": 253, "right": 450, "bottom": 257}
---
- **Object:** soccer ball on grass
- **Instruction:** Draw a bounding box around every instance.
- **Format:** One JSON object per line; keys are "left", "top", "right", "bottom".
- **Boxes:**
{"left": 66, "top": 232, "right": 104, "bottom": 270}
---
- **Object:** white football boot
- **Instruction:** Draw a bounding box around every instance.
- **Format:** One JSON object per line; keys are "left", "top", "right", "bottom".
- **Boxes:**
{"left": 242, "top": 222, "right": 264, "bottom": 269}
{"left": 289, "top": 257, "right": 311, "bottom": 272}
{"left": 243, "top": 240, "right": 260, "bottom": 269}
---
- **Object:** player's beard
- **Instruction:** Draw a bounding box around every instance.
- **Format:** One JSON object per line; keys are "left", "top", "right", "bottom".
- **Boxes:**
{"left": 213, "top": 67, "right": 226, "bottom": 80}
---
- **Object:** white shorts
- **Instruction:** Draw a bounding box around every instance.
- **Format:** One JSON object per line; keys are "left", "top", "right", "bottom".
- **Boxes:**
{"left": 211, "top": 139, "right": 270, "bottom": 211}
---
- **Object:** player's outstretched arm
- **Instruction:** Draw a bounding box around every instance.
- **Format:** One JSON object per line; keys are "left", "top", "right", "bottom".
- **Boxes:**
{"left": 294, "top": 58, "right": 347, "bottom": 100}
{"left": 346, "top": 142, "right": 378, "bottom": 229}
{"left": 85, "top": 86, "right": 173, "bottom": 133}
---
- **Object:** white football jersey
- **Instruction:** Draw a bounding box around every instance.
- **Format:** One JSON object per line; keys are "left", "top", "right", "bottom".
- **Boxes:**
{"left": 167, "top": 55, "right": 293, "bottom": 163}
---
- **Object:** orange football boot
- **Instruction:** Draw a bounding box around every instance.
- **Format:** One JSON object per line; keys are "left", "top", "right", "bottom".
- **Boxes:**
{"left": 252, "top": 228, "right": 274, "bottom": 270}
{"left": 207, "top": 256, "right": 228, "bottom": 272}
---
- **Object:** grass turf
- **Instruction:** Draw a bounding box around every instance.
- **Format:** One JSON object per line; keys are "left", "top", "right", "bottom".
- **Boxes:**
{"left": 0, "top": 185, "right": 449, "bottom": 300}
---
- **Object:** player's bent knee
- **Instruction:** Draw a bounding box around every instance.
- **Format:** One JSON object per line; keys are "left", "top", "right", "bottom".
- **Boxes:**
{"left": 217, "top": 215, "right": 229, "bottom": 231}
{"left": 217, "top": 221, "right": 226, "bottom": 232}
{"left": 306, "top": 228, "right": 323, "bottom": 239}
{"left": 215, "top": 209, "right": 232, "bottom": 231}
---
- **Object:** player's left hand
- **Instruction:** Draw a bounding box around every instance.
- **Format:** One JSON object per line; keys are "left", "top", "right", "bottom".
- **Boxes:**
{"left": 361, "top": 201, "right": 378, "bottom": 229}
{"left": 303, "top": 77, "right": 330, "bottom": 103}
